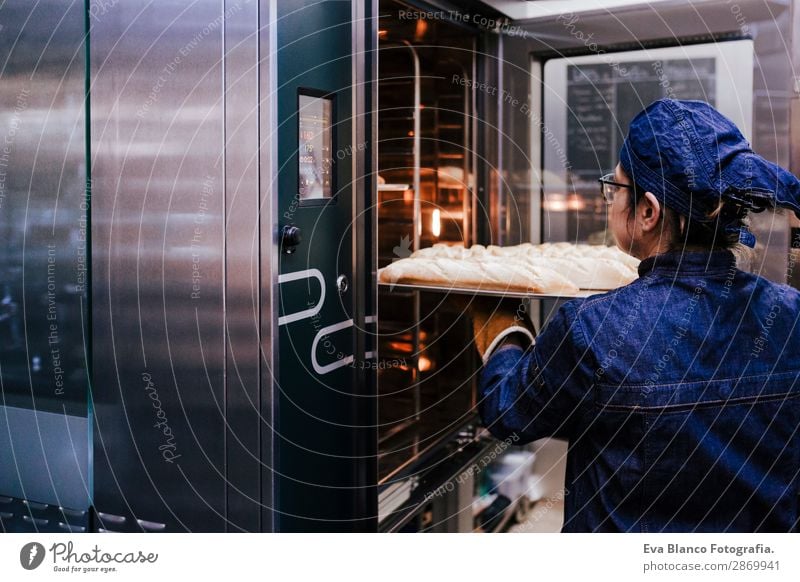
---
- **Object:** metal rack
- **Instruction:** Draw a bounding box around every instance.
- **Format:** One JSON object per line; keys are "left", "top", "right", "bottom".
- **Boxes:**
{"left": 376, "top": 4, "right": 479, "bottom": 528}
{"left": 379, "top": 282, "right": 597, "bottom": 300}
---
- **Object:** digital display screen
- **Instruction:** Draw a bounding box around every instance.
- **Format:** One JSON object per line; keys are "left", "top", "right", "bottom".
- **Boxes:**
{"left": 298, "top": 93, "right": 333, "bottom": 201}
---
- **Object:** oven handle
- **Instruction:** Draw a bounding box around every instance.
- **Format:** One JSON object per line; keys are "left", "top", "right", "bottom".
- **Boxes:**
{"left": 277, "top": 268, "right": 325, "bottom": 326}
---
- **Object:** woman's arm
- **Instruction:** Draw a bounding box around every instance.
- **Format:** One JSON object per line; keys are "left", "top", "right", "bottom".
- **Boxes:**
{"left": 477, "top": 300, "right": 593, "bottom": 444}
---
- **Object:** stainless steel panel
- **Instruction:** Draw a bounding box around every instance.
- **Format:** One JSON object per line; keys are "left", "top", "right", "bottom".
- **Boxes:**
{"left": 224, "top": 0, "right": 261, "bottom": 533}
{"left": 0, "top": 406, "right": 88, "bottom": 509}
{"left": 91, "top": 0, "right": 227, "bottom": 531}
{"left": 0, "top": 0, "right": 89, "bottom": 511}
{"left": 259, "top": 0, "right": 278, "bottom": 534}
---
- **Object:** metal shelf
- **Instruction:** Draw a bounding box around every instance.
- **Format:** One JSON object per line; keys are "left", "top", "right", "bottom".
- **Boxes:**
{"left": 379, "top": 281, "right": 598, "bottom": 300}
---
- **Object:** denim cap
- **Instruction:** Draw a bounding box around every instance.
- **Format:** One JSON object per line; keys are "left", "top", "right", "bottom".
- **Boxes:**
{"left": 619, "top": 99, "right": 800, "bottom": 247}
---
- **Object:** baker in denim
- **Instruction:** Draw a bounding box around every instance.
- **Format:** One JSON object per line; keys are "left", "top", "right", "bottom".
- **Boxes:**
{"left": 477, "top": 100, "right": 800, "bottom": 532}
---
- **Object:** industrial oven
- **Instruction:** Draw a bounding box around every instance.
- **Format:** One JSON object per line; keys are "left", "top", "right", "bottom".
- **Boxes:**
{"left": 0, "top": 0, "right": 379, "bottom": 534}
{"left": 1, "top": 0, "right": 799, "bottom": 533}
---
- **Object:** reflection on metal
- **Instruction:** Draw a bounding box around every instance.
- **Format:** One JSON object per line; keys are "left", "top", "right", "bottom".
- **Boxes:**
{"left": 91, "top": 0, "right": 227, "bottom": 532}
{"left": 277, "top": 268, "right": 325, "bottom": 326}
{"left": 136, "top": 518, "right": 167, "bottom": 531}
{"left": 0, "top": 0, "right": 88, "bottom": 414}
{"left": 224, "top": 0, "right": 263, "bottom": 533}
{"left": 0, "top": 0, "right": 89, "bottom": 525}
{"left": 0, "top": 406, "right": 89, "bottom": 510}
{"left": 259, "top": 0, "right": 279, "bottom": 534}
{"left": 311, "top": 318, "right": 354, "bottom": 374}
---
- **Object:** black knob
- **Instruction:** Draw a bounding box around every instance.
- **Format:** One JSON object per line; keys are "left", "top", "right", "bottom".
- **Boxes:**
{"left": 281, "top": 224, "right": 302, "bottom": 254}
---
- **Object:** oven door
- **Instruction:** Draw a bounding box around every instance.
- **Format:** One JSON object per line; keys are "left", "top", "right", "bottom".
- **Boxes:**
{"left": 275, "top": 0, "right": 365, "bottom": 531}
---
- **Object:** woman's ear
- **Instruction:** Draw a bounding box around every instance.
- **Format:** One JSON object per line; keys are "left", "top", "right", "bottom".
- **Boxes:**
{"left": 638, "top": 191, "right": 662, "bottom": 232}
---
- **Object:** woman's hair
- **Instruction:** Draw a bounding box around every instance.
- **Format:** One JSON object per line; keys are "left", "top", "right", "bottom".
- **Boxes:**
{"left": 626, "top": 186, "right": 748, "bottom": 251}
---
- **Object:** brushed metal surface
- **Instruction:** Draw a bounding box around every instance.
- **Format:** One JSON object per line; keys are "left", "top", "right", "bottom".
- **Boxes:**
{"left": 0, "top": 406, "right": 89, "bottom": 511}
{"left": 224, "top": 0, "right": 262, "bottom": 533}
{"left": 259, "top": 0, "right": 278, "bottom": 533}
{"left": 91, "top": 0, "right": 227, "bottom": 531}
{"left": 0, "top": 0, "right": 89, "bottom": 511}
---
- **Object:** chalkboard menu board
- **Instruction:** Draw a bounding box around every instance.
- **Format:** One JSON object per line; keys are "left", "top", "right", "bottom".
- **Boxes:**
{"left": 566, "top": 58, "right": 716, "bottom": 187}
{"left": 542, "top": 41, "right": 752, "bottom": 244}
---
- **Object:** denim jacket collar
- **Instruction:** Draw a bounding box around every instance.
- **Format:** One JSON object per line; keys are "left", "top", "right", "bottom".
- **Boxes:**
{"left": 637, "top": 249, "right": 736, "bottom": 278}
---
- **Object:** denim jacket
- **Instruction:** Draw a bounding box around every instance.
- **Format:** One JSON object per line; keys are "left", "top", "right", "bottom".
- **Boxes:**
{"left": 478, "top": 250, "right": 800, "bottom": 532}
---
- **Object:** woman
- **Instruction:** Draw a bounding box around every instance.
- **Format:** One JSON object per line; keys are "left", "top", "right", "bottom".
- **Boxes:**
{"left": 475, "top": 99, "right": 800, "bottom": 532}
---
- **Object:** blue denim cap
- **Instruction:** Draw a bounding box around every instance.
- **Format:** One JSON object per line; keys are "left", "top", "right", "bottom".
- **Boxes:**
{"left": 619, "top": 99, "right": 800, "bottom": 246}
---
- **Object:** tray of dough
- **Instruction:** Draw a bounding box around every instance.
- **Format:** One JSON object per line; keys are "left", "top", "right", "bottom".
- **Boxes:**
{"left": 378, "top": 242, "right": 640, "bottom": 299}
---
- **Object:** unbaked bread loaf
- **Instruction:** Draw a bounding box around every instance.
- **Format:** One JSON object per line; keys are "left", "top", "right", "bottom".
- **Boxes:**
{"left": 379, "top": 255, "right": 579, "bottom": 294}
{"left": 380, "top": 242, "right": 640, "bottom": 293}
{"left": 539, "top": 257, "right": 636, "bottom": 290}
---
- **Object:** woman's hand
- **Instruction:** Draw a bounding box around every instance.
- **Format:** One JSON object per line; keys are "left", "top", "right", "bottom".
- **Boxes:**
{"left": 467, "top": 296, "right": 536, "bottom": 362}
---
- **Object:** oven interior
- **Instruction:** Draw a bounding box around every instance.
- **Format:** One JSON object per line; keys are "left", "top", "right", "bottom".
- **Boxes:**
{"left": 376, "top": 1, "right": 481, "bottom": 491}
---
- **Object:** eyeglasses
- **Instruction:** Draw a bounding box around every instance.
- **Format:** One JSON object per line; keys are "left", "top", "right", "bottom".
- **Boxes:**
{"left": 598, "top": 173, "right": 635, "bottom": 205}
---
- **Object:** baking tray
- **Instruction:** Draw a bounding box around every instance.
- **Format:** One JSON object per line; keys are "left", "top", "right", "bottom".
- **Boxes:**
{"left": 378, "top": 281, "right": 599, "bottom": 300}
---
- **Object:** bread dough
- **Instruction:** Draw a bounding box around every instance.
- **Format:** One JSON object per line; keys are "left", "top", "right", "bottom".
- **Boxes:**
{"left": 380, "top": 242, "right": 640, "bottom": 293}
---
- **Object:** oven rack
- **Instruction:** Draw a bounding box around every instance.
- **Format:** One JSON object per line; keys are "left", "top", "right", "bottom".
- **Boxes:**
{"left": 379, "top": 281, "right": 599, "bottom": 300}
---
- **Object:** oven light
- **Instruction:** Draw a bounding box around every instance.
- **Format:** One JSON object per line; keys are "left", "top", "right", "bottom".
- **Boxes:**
{"left": 432, "top": 208, "right": 441, "bottom": 237}
{"left": 419, "top": 356, "right": 432, "bottom": 372}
